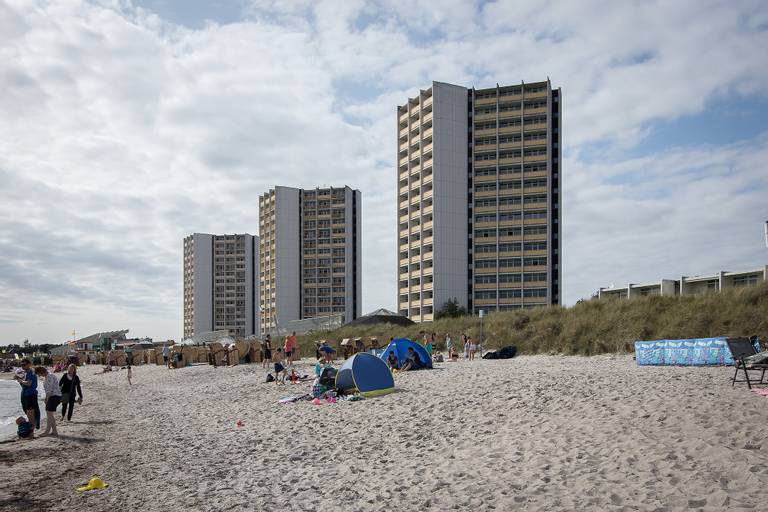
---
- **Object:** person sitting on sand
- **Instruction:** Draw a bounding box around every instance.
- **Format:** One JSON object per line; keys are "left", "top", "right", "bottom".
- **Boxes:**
{"left": 16, "top": 417, "right": 33, "bottom": 440}
{"left": 400, "top": 347, "right": 424, "bottom": 372}
{"left": 34, "top": 366, "right": 61, "bottom": 437}
{"left": 386, "top": 351, "right": 400, "bottom": 370}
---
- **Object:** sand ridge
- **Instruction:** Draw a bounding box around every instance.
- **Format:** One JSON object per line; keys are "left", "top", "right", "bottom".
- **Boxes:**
{"left": 1, "top": 355, "right": 766, "bottom": 511}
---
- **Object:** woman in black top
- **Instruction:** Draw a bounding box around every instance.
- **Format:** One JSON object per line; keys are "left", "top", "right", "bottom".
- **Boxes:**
{"left": 59, "top": 364, "right": 83, "bottom": 421}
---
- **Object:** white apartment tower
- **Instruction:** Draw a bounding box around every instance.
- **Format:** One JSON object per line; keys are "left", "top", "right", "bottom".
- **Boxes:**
{"left": 397, "top": 80, "right": 561, "bottom": 321}
{"left": 259, "top": 186, "right": 362, "bottom": 334}
{"left": 183, "top": 233, "right": 259, "bottom": 339}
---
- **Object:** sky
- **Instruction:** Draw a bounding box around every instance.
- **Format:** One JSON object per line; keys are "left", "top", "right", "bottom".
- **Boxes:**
{"left": 1, "top": 0, "right": 767, "bottom": 344}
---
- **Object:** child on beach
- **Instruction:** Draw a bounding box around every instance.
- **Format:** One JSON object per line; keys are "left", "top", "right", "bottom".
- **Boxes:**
{"left": 386, "top": 351, "right": 399, "bottom": 370}
{"left": 16, "top": 417, "right": 33, "bottom": 440}
{"left": 273, "top": 349, "right": 287, "bottom": 384}
{"left": 127, "top": 365, "right": 132, "bottom": 385}
{"left": 34, "top": 366, "right": 60, "bottom": 437}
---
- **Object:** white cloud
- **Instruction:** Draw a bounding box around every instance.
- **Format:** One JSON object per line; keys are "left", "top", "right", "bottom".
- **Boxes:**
{"left": 0, "top": 0, "right": 766, "bottom": 342}
{"left": 564, "top": 134, "right": 768, "bottom": 297}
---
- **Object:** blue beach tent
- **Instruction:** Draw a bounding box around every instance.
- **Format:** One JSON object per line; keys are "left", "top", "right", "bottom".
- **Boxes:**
{"left": 335, "top": 353, "right": 395, "bottom": 397}
{"left": 379, "top": 338, "right": 433, "bottom": 369}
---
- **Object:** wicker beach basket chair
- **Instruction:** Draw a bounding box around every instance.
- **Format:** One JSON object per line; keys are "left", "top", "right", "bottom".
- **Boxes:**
{"left": 209, "top": 342, "right": 226, "bottom": 367}
{"left": 235, "top": 340, "right": 250, "bottom": 363}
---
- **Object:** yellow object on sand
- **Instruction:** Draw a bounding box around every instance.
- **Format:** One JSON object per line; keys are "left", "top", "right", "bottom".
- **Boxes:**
{"left": 77, "top": 477, "right": 109, "bottom": 492}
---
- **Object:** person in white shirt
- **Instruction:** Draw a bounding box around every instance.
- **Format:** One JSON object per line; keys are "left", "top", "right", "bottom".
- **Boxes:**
{"left": 445, "top": 334, "right": 453, "bottom": 358}
{"left": 34, "top": 366, "right": 62, "bottom": 437}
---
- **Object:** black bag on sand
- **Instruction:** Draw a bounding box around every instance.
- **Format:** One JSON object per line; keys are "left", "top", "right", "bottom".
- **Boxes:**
{"left": 319, "top": 367, "right": 338, "bottom": 388}
{"left": 483, "top": 345, "right": 517, "bottom": 360}
{"left": 498, "top": 346, "right": 517, "bottom": 359}
{"left": 266, "top": 373, "right": 275, "bottom": 383}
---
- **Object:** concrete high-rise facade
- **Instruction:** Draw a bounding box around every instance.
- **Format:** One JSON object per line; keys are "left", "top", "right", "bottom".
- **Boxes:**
{"left": 259, "top": 186, "right": 361, "bottom": 334}
{"left": 183, "top": 233, "right": 259, "bottom": 339}
{"left": 397, "top": 80, "right": 561, "bottom": 321}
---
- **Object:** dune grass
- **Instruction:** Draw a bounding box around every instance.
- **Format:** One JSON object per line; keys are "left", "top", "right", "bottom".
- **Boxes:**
{"left": 295, "top": 282, "right": 768, "bottom": 356}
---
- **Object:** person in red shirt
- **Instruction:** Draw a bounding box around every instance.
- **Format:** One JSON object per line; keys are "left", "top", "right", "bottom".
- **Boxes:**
{"left": 284, "top": 332, "right": 297, "bottom": 364}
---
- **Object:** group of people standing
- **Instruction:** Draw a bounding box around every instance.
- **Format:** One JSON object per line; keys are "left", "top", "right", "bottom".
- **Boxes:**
{"left": 259, "top": 332, "right": 299, "bottom": 367}
{"left": 258, "top": 332, "right": 300, "bottom": 383}
{"left": 443, "top": 333, "right": 480, "bottom": 360}
{"left": 14, "top": 358, "right": 84, "bottom": 440}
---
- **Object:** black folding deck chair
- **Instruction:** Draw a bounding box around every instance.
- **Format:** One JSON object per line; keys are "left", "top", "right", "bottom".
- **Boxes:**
{"left": 726, "top": 337, "right": 767, "bottom": 389}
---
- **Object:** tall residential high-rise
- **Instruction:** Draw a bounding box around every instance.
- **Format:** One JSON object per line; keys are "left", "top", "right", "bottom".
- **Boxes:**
{"left": 259, "top": 185, "right": 362, "bottom": 334}
{"left": 397, "top": 80, "right": 561, "bottom": 322}
{"left": 183, "top": 233, "right": 259, "bottom": 339}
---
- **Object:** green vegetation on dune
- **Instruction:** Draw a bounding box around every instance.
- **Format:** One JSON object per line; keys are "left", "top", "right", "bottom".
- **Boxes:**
{"left": 296, "top": 282, "right": 768, "bottom": 356}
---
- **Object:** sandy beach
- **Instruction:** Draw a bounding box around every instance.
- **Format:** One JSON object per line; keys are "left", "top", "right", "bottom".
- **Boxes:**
{"left": 1, "top": 355, "right": 766, "bottom": 511}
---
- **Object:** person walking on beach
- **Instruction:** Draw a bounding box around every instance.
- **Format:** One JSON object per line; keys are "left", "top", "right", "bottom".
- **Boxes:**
{"left": 445, "top": 334, "right": 453, "bottom": 359}
{"left": 34, "top": 367, "right": 61, "bottom": 437}
{"left": 162, "top": 345, "right": 170, "bottom": 367}
{"left": 463, "top": 334, "right": 470, "bottom": 360}
{"left": 127, "top": 365, "right": 133, "bottom": 386}
{"left": 15, "top": 359, "right": 40, "bottom": 432}
{"left": 469, "top": 336, "right": 477, "bottom": 361}
{"left": 59, "top": 364, "right": 83, "bottom": 422}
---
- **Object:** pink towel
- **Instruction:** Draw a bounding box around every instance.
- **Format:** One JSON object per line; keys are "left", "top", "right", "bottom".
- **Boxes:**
{"left": 750, "top": 388, "right": 768, "bottom": 397}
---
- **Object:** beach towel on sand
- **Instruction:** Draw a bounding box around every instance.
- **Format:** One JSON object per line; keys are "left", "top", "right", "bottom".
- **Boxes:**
{"left": 279, "top": 394, "right": 311, "bottom": 404}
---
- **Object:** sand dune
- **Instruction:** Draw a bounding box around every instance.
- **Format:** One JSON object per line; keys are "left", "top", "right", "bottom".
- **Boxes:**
{"left": 1, "top": 355, "right": 766, "bottom": 511}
